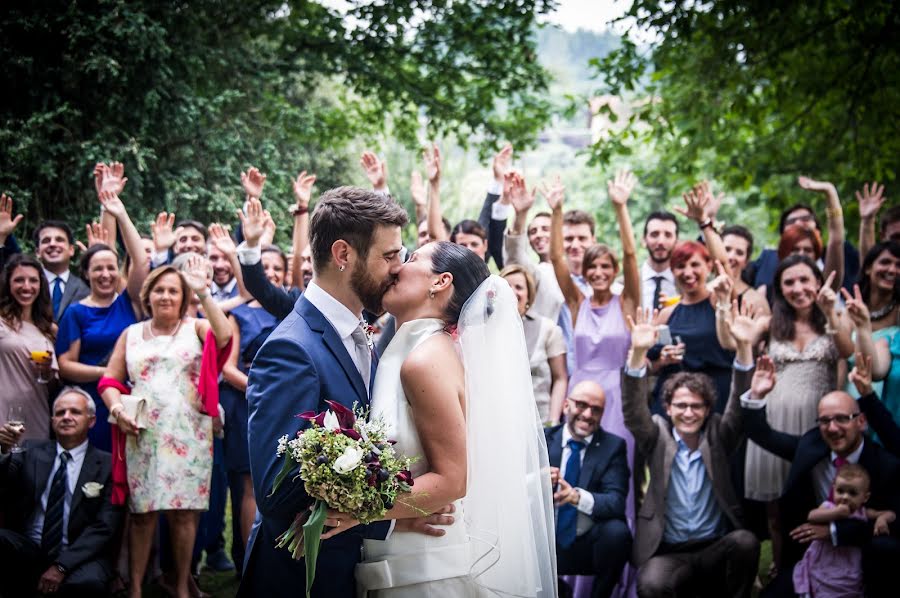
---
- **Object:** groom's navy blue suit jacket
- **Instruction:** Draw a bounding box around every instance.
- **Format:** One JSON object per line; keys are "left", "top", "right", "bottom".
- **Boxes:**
{"left": 238, "top": 295, "right": 389, "bottom": 598}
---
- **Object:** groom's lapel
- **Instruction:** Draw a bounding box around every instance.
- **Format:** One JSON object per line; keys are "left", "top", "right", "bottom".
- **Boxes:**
{"left": 297, "top": 297, "right": 368, "bottom": 406}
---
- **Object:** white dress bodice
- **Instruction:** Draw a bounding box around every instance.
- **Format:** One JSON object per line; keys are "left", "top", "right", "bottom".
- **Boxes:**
{"left": 358, "top": 318, "right": 475, "bottom": 594}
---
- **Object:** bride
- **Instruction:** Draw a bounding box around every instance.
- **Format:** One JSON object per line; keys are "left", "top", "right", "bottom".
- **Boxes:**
{"left": 321, "top": 241, "right": 557, "bottom": 597}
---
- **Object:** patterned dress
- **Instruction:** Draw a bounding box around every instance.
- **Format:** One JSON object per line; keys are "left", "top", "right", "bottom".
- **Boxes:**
{"left": 124, "top": 319, "right": 213, "bottom": 513}
{"left": 744, "top": 335, "right": 838, "bottom": 501}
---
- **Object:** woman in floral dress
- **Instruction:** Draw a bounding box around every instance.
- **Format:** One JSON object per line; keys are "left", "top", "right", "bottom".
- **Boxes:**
{"left": 101, "top": 257, "right": 232, "bottom": 598}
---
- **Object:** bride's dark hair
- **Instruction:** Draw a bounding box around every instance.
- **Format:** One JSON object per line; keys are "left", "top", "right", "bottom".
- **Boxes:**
{"left": 430, "top": 241, "right": 490, "bottom": 325}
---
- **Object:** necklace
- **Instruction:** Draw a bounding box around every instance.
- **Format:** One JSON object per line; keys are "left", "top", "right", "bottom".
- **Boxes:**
{"left": 148, "top": 319, "right": 181, "bottom": 339}
{"left": 871, "top": 300, "right": 897, "bottom": 321}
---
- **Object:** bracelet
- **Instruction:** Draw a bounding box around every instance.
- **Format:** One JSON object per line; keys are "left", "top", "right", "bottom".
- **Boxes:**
{"left": 110, "top": 404, "right": 124, "bottom": 420}
{"left": 196, "top": 291, "right": 209, "bottom": 300}
{"left": 825, "top": 322, "right": 837, "bottom": 336}
{"left": 825, "top": 207, "right": 842, "bottom": 219}
{"left": 699, "top": 218, "right": 714, "bottom": 230}
{"left": 716, "top": 301, "right": 731, "bottom": 313}
{"left": 289, "top": 205, "right": 309, "bottom": 216}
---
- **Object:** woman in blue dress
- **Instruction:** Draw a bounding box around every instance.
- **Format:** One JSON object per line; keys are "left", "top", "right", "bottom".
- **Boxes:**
{"left": 56, "top": 190, "right": 148, "bottom": 450}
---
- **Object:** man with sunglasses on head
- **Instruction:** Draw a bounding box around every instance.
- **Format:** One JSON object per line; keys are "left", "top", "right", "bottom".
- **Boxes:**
{"left": 545, "top": 381, "right": 631, "bottom": 598}
{"left": 742, "top": 356, "right": 900, "bottom": 598}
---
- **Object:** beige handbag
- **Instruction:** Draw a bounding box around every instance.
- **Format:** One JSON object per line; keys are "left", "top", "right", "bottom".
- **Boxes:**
{"left": 107, "top": 395, "right": 149, "bottom": 429}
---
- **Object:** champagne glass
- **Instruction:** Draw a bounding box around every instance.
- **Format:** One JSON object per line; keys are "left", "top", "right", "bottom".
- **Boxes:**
{"left": 7, "top": 403, "right": 26, "bottom": 453}
{"left": 30, "top": 348, "right": 52, "bottom": 384}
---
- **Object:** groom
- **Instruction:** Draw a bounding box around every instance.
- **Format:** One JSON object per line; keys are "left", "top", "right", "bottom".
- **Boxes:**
{"left": 239, "top": 186, "right": 410, "bottom": 597}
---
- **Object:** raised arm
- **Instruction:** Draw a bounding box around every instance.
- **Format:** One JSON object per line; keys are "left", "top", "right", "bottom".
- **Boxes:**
{"left": 208, "top": 223, "right": 249, "bottom": 300}
{"left": 360, "top": 151, "right": 388, "bottom": 195}
{"left": 543, "top": 176, "right": 582, "bottom": 320}
{"left": 222, "top": 316, "right": 247, "bottom": 392}
{"left": 95, "top": 162, "right": 127, "bottom": 247}
{"left": 608, "top": 170, "right": 640, "bottom": 319}
{"left": 622, "top": 309, "right": 662, "bottom": 453}
{"left": 856, "top": 182, "right": 886, "bottom": 259}
{"left": 799, "top": 176, "right": 844, "bottom": 291}
{"left": 182, "top": 255, "right": 233, "bottom": 349}
{"left": 842, "top": 285, "right": 891, "bottom": 379}
{"left": 423, "top": 144, "right": 448, "bottom": 242}
{"left": 503, "top": 170, "right": 537, "bottom": 264}
{"left": 241, "top": 166, "right": 267, "bottom": 201}
{"left": 676, "top": 181, "right": 733, "bottom": 280}
{"left": 850, "top": 353, "right": 900, "bottom": 456}
{"left": 238, "top": 198, "right": 294, "bottom": 318}
{"left": 290, "top": 171, "right": 315, "bottom": 290}
{"left": 816, "top": 270, "right": 854, "bottom": 358}
{"left": 97, "top": 190, "right": 148, "bottom": 316}
{"left": 0, "top": 194, "right": 24, "bottom": 262}
{"left": 410, "top": 171, "right": 427, "bottom": 226}
{"left": 741, "top": 355, "right": 802, "bottom": 460}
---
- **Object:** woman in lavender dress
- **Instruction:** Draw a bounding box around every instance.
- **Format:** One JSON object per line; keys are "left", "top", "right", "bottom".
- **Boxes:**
{"left": 548, "top": 171, "right": 641, "bottom": 597}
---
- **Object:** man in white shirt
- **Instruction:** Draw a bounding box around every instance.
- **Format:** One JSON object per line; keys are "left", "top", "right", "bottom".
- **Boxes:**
{"left": 33, "top": 221, "right": 90, "bottom": 320}
{"left": 639, "top": 211, "right": 679, "bottom": 311}
{"left": 0, "top": 387, "right": 121, "bottom": 596}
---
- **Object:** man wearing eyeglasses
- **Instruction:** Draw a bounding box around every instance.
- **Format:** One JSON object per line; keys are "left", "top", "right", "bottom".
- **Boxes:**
{"left": 545, "top": 381, "right": 631, "bottom": 598}
{"left": 742, "top": 355, "right": 900, "bottom": 598}
{"left": 623, "top": 310, "right": 759, "bottom": 598}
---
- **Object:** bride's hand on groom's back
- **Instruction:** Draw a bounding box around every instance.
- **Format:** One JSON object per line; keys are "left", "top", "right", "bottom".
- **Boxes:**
{"left": 395, "top": 503, "right": 456, "bottom": 537}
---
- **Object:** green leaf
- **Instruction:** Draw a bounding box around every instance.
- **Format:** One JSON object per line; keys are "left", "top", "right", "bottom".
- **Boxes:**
{"left": 303, "top": 500, "right": 328, "bottom": 598}
{"left": 269, "top": 454, "right": 295, "bottom": 497}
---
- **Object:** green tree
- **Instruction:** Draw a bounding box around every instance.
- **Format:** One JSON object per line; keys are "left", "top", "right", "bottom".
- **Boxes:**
{"left": 0, "top": 0, "right": 555, "bottom": 246}
{"left": 589, "top": 0, "right": 899, "bottom": 236}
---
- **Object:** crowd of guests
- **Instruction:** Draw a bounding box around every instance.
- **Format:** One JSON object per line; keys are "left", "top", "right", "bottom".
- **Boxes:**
{"left": 0, "top": 144, "right": 898, "bottom": 598}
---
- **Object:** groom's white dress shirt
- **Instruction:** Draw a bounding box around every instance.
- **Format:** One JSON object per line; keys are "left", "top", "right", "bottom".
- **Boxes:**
{"left": 303, "top": 281, "right": 367, "bottom": 379}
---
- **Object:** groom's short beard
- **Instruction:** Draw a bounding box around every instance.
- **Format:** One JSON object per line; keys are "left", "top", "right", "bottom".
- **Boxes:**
{"left": 350, "top": 261, "right": 392, "bottom": 316}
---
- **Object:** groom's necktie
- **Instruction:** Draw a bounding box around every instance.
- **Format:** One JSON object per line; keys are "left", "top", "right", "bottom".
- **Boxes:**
{"left": 351, "top": 321, "right": 373, "bottom": 394}
{"left": 557, "top": 439, "right": 585, "bottom": 549}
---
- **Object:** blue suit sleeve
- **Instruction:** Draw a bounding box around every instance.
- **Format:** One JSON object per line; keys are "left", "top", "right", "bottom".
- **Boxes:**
{"left": 241, "top": 260, "right": 294, "bottom": 320}
{"left": 741, "top": 405, "right": 801, "bottom": 461}
{"left": 588, "top": 438, "right": 629, "bottom": 521}
{"left": 858, "top": 392, "right": 900, "bottom": 457}
{"left": 477, "top": 192, "right": 505, "bottom": 269}
{"left": 247, "top": 334, "right": 319, "bottom": 518}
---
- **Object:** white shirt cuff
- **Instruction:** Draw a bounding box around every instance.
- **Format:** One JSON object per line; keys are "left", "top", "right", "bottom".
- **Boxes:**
{"left": 733, "top": 358, "right": 754, "bottom": 372}
{"left": 151, "top": 250, "right": 169, "bottom": 267}
{"left": 236, "top": 242, "right": 262, "bottom": 266}
{"left": 375, "top": 187, "right": 391, "bottom": 198}
{"left": 576, "top": 488, "right": 594, "bottom": 515}
{"left": 487, "top": 180, "right": 503, "bottom": 196}
{"left": 625, "top": 365, "right": 648, "bottom": 378}
{"left": 491, "top": 202, "right": 511, "bottom": 221}
{"left": 740, "top": 389, "right": 767, "bottom": 409}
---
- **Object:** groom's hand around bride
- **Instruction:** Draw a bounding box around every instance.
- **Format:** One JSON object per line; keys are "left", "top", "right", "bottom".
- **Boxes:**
{"left": 321, "top": 509, "right": 361, "bottom": 539}
{"left": 397, "top": 503, "right": 456, "bottom": 537}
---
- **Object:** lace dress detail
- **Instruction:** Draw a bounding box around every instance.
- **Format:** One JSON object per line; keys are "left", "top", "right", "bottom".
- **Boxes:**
{"left": 744, "top": 335, "right": 838, "bottom": 501}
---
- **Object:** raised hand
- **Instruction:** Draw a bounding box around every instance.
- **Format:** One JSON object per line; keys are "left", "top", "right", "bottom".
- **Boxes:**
{"left": 208, "top": 223, "right": 237, "bottom": 258}
{"left": 538, "top": 176, "right": 565, "bottom": 210}
{"left": 85, "top": 222, "right": 111, "bottom": 248}
{"left": 98, "top": 189, "right": 127, "bottom": 219}
{"left": 847, "top": 352, "right": 873, "bottom": 396}
{"left": 750, "top": 354, "right": 777, "bottom": 399}
{"left": 840, "top": 285, "right": 871, "bottom": 330}
{"left": 798, "top": 176, "right": 837, "bottom": 196}
{"left": 856, "top": 182, "right": 886, "bottom": 220}
{"left": 710, "top": 261, "right": 733, "bottom": 305}
{"left": 503, "top": 172, "right": 535, "bottom": 214}
{"left": 101, "top": 162, "right": 127, "bottom": 195}
{"left": 261, "top": 209, "right": 276, "bottom": 246}
{"left": 181, "top": 255, "right": 211, "bottom": 294}
{"left": 0, "top": 193, "right": 24, "bottom": 241}
{"left": 492, "top": 143, "right": 513, "bottom": 183}
{"left": 410, "top": 171, "right": 427, "bottom": 208}
{"left": 360, "top": 151, "right": 388, "bottom": 192}
{"left": 423, "top": 144, "right": 441, "bottom": 184}
{"left": 241, "top": 166, "right": 267, "bottom": 200}
{"left": 237, "top": 197, "right": 266, "bottom": 247}
{"left": 726, "top": 300, "right": 760, "bottom": 346}
{"left": 815, "top": 271, "right": 838, "bottom": 315}
{"left": 675, "top": 181, "right": 712, "bottom": 223}
{"left": 626, "top": 308, "right": 659, "bottom": 351}
{"left": 151, "top": 212, "right": 178, "bottom": 251}
{"left": 292, "top": 170, "right": 316, "bottom": 208}
{"left": 607, "top": 170, "right": 637, "bottom": 207}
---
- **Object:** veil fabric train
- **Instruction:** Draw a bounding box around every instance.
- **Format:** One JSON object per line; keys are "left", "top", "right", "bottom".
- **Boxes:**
{"left": 457, "top": 275, "right": 558, "bottom": 597}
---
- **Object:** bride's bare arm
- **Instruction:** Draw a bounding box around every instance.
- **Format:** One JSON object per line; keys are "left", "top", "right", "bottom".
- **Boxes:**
{"left": 388, "top": 333, "right": 468, "bottom": 517}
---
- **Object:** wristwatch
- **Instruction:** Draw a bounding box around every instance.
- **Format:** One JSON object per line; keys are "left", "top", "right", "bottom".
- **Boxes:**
{"left": 289, "top": 204, "right": 309, "bottom": 216}
{"left": 55, "top": 563, "right": 67, "bottom": 575}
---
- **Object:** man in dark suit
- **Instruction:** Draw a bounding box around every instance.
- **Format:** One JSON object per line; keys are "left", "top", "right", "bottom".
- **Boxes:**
{"left": 546, "top": 380, "right": 631, "bottom": 598}
{"left": 623, "top": 313, "right": 759, "bottom": 598}
{"left": 33, "top": 221, "right": 90, "bottom": 321}
{"left": 240, "top": 187, "right": 451, "bottom": 597}
{"left": 742, "top": 356, "right": 900, "bottom": 598}
{"left": 0, "top": 387, "right": 122, "bottom": 596}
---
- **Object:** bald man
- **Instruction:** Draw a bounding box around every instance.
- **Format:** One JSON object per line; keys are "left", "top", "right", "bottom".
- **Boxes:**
{"left": 545, "top": 381, "right": 631, "bottom": 598}
{"left": 742, "top": 358, "right": 900, "bottom": 598}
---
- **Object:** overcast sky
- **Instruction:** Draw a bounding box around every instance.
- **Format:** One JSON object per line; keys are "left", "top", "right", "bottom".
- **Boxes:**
{"left": 544, "top": 0, "right": 630, "bottom": 33}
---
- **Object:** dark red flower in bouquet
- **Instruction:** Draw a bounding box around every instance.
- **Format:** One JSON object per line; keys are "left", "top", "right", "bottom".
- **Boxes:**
{"left": 297, "top": 400, "right": 361, "bottom": 439}
{"left": 395, "top": 470, "right": 414, "bottom": 486}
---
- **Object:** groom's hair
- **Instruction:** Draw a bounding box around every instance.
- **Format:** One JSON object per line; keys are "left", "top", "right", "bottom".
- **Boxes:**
{"left": 310, "top": 186, "right": 408, "bottom": 271}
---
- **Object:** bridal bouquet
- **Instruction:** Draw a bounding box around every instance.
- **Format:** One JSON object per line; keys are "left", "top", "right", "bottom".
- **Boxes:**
{"left": 271, "top": 400, "right": 413, "bottom": 596}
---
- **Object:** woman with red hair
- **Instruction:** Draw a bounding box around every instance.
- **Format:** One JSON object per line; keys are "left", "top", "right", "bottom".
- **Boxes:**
{"left": 777, "top": 223, "right": 823, "bottom": 262}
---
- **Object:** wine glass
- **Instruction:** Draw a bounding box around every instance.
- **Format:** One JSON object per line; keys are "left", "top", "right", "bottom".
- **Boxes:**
{"left": 30, "top": 348, "right": 52, "bottom": 384}
{"left": 7, "top": 403, "right": 26, "bottom": 453}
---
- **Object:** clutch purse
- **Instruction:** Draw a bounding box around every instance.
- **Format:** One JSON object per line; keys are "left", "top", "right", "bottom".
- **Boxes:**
{"left": 107, "top": 395, "right": 150, "bottom": 429}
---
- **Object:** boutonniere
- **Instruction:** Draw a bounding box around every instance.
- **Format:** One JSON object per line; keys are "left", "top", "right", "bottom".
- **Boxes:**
{"left": 360, "top": 322, "right": 376, "bottom": 350}
{"left": 81, "top": 482, "right": 104, "bottom": 498}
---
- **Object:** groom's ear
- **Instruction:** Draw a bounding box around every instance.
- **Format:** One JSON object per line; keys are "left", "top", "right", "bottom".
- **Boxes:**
{"left": 331, "top": 239, "right": 353, "bottom": 270}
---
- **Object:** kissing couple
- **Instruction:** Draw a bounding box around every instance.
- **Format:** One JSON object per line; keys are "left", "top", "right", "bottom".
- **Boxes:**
{"left": 238, "top": 186, "right": 556, "bottom": 597}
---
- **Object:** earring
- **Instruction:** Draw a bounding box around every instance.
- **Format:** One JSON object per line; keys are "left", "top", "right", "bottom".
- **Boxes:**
{"left": 428, "top": 289, "right": 435, "bottom": 299}
{"left": 339, "top": 265, "right": 345, "bottom": 272}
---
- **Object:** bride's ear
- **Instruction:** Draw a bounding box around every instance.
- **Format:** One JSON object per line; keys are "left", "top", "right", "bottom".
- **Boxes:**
{"left": 432, "top": 272, "right": 453, "bottom": 294}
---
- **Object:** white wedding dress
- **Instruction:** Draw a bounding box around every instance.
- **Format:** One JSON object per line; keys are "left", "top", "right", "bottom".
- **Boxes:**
{"left": 356, "top": 277, "right": 557, "bottom": 598}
